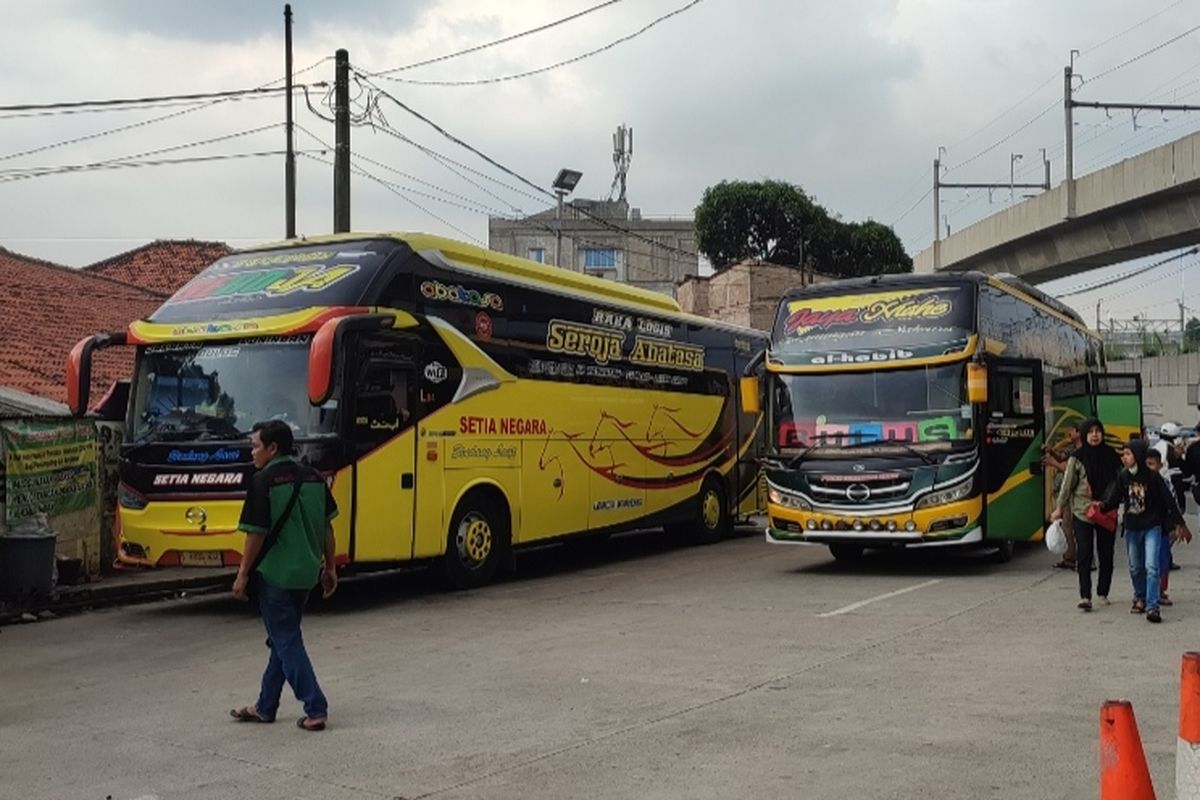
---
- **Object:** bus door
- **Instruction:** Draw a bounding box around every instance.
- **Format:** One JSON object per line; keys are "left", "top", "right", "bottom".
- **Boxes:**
{"left": 1094, "top": 373, "right": 1143, "bottom": 447}
{"left": 348, "top": 347, "right": 418, "bottom": 562}
{"left": 983, "top": 358, "right": 1046, "bottom": 541}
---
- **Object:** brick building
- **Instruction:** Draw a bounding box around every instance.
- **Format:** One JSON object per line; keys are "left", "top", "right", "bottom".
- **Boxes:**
{"left": 675, "top": 260, "right": 834, "bottom": 331}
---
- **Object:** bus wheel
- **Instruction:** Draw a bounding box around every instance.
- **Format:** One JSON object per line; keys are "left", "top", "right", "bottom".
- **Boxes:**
{"left": 828, "top": 543, "right": 864, "bottom": 562}
{"left": 689, "top": 476, "right": 731, "bottom": 545}
{"left": 443, "top": 492, "right": 507, "bottom": 590}
{"left": 991, "top": 539, "right": 1015, "bottom": 563}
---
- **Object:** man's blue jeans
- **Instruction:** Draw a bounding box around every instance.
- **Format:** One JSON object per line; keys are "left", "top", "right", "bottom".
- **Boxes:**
{"left": 1125, "top": 525, "right": 1163, "bottom": 611}
{"left": 255, "top": 581, "right": 327, "bottom": 720}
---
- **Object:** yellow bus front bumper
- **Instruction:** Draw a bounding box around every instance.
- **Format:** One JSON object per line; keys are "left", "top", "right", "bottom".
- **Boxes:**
{"left": 116, "top": 499, "right": 247, "bottom": 568}
{"left": 765, "top": 496, "right": 983, "bottom": 546}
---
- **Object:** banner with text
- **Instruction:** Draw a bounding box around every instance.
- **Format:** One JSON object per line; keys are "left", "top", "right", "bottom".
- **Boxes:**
{"left": 2, "top": 420, "right": 97, "bottom": 525}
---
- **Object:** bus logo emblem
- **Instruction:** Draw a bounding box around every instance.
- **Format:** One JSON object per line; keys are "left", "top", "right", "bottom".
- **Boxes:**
{"left": 845, "top": 484, "right": 871, "bottom": 502}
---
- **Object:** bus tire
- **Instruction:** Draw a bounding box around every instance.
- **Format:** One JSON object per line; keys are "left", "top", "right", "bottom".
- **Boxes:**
{"left": 828, "top": 543, "right": 864, "bottom": 562}
{"left": 443, "top": 491, "right": 508, "bottom": 590}
{"left": 991, "top": 538, "right": 1015, "bottom": 563}
{"left": 687, "top": 475, "right": 731, "bottom": 545}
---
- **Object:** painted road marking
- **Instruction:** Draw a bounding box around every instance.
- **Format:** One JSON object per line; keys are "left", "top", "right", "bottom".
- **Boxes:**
{"left": 816, "top": 579, "right": 942, "bottom": 618}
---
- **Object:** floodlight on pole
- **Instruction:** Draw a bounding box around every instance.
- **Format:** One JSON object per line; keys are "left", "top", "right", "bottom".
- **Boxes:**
{"left": 553, "top": 168, "right": 583, "bottom": 268}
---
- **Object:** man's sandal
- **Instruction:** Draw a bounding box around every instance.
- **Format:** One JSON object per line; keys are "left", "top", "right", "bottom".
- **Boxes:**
{"left": 297, "top": 716, "right": 327, "bottom": 732}
{"left": 230, "top": 706, "right": 273, "bottom": 723}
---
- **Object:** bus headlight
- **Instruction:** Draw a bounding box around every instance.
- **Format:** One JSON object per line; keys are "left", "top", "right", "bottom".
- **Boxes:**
{"left": 768, "top": 485, "right": 812, "bottom": 511}
{"left": 915, "top": 478, "right": 973, "bottom": 510}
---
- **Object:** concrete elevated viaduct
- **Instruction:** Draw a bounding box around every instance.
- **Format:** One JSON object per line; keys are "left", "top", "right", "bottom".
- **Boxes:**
{"left": 913, "top": 129, "right": 1200, "bottom": 283}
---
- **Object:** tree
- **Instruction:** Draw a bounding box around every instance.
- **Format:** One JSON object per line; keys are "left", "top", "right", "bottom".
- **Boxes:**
{"left": 693, "top": 180, "right": 825, "bottom": 269}
{"left": 694, "top": 179, "right": 911, "bottom": 277}
{"left": 1185, "top": 316, "right": 1200, "bottom": 353}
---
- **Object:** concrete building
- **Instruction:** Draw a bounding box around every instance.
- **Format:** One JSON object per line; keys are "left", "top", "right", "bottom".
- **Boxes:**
{"left": 488, "top": 198, "right": 698, "bottom": 296}
{"left": 675, "top": 260, "right": 832, "bottom": 331}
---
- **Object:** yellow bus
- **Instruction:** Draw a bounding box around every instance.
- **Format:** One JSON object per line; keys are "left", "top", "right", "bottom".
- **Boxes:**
{"left": 68, "top": 233, "right": 768, "bottom": 587}
{"left": 743, "top": 272, "right": 1140, "bottom": 563}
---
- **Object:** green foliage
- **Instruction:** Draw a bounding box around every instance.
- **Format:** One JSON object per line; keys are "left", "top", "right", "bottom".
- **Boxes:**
{"left": 1185, "top": 316, "right": 1200, "bottom": 353}
{"left": 694, "top": 180, "right": 912, "bottom": 277}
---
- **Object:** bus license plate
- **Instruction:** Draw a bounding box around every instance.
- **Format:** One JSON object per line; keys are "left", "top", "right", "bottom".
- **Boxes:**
{"left": 179, "top": 551, "right": 222, "bottom": 567}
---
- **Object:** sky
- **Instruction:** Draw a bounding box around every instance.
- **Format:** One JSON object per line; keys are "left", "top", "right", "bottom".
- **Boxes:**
{"left": 1, "top": 0, "right": 1199, "bottom": 327}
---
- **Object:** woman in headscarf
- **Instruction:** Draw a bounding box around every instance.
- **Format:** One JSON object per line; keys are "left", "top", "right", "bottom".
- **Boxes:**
{"left": 1050, "top": 418, "right": 1122, "bottom": 611}
{"left": 1098, "top": 437, "right": 1191, "bottom": 623}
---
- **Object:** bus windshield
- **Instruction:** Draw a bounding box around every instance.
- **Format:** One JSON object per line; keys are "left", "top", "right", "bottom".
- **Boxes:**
{"left": 129, "top": 337, "right": 336, "bottom": 442}
{"left": 770, "top": 362, "right": 974, "bottom": 451}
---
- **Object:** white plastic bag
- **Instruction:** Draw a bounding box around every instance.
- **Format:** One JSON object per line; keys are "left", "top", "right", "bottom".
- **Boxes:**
{"left": 1045, "top": 519, "right": 1067, "bottom": 555}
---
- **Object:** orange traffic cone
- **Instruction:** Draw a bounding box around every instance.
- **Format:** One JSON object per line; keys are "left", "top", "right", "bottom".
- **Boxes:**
{"left": 1100, "top": 700, "right": 1156, "bottom": 800}
{"left": 1179, "top": 652, "right": 1200, "bottom": 798}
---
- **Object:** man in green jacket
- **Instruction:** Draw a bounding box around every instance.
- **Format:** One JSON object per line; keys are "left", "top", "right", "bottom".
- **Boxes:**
{"left": 230, "top": 420, "right": 338, "bottom": 731}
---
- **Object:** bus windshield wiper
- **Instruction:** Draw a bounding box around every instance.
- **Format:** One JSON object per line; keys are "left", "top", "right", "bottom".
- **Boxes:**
{"left": 764, "top": 445, "right": 813, "bottom": 469}
{"left": 841, "top": 438, "right": 937, "bottom": 465}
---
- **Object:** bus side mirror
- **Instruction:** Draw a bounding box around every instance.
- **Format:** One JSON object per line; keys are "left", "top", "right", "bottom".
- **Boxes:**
{"left": 967, "top": 363, "right": 988, "bottom": 404}
{"left": 308, "top": 312, "right": 402, "bottom": 406}
{"left": 740, "top": 376, "right": 761, "bottom": 415}
{"left": 67, "top": 332, "right": 128, "bottom": 416}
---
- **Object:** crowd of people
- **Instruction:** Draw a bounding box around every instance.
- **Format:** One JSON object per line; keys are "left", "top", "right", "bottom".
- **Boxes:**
{"left": 1046, "top": 415, "right": 1198, "bottom": 623}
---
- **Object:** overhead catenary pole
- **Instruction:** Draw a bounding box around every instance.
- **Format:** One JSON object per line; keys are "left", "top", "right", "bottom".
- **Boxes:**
{"left": 932, "top": 155, "right": 941, "bottom": 270}
{"left": 284, "top": 4, "right": 296, "bottom": 239}
{"left": 333, "top": 48, "right": 350, "bottom": 234}
{"left": 1064, "top": 62, "right": 1075, "bottom": 219}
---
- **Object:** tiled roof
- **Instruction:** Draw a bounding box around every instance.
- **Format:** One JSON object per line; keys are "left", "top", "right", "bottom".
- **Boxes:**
{"left": 0, "top": 247, "right": 166, "bottom": 405}
{"left": 84, "top": 240, "right": 231, "bottom": 296}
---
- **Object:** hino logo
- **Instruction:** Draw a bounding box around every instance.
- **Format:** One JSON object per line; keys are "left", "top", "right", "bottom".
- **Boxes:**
{"left": 845, "top": 483, "right": 872, "bottom": 502}
{"left": 852, "top": 463, "right": 866, "bottom": 472}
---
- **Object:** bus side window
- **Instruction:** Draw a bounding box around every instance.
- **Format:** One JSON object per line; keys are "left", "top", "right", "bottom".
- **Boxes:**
{"left": 353, "top": 363, "right": 412, "bottom": 448}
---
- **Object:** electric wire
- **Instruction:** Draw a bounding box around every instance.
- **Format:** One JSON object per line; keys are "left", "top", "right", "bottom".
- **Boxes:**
{"left": 369, "top": 0, "right": 704, "bottom": 87}
{"left": 360, "top": 1, "right": 625, "bottom": 77}
{"left": 1054, "top": 247, "right": 1198, "bottom": 298}
{"left": 357, "top": 75, "right": 699, "bottom": 259}
{"left": 1083, "top": 22, "right": 1200, "bottom": 85}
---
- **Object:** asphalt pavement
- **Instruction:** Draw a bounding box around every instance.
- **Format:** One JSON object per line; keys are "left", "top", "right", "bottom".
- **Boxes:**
{"left": 2, "top": 516, "right": 1197, "bottom": 800}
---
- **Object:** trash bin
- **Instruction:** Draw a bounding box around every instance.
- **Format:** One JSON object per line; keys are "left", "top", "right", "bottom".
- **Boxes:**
{"left": 0, "top": 516, "right": 57, "bottom": 602}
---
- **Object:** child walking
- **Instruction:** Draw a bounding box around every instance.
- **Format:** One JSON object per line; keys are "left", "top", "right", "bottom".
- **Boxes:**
{"left": 1097, "top": 439, "right": 1191, "bottom": 623}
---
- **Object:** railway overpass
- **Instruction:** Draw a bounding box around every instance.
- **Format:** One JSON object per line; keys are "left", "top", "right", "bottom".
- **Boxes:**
{"left": 913, "top": 129, "right": 1200, "bottom": 283}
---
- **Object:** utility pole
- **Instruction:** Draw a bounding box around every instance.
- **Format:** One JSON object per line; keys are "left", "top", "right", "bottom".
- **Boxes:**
{"left": 1064, "top": 57, "right": 1076, "bottom": 219}
{"left": 333, "top": 49, "right": 350, "bottom": 234}
{"left": 932, "top": 147, "right": 1050, "bottom": 267}
{"left": 932, "top": 151, "right": 942, "bottom": 270}
{"left": 1096, "top": 299, "right": 1101, "bottom": 332}
{"left": 1010, "top": 153, "right": 1023, "bottom": 202}
{"left": 284, "top": 4, "right": 296, "bottom": 239}
{"left": 1064, "top": 48, "right": 1200, "bottom": 220}
{"left": 555, "top": 190, "right": 565, "bottom": 267}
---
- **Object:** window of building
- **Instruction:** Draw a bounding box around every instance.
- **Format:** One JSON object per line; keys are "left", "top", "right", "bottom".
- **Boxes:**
{"left": 585, "top": 268, "right": 618, "bottom": 282}
{"left": 527, "top": 247, "right": 545, "bottom": 263}
{"left": 583, "top": 248, "right": 617, "bottom": 268}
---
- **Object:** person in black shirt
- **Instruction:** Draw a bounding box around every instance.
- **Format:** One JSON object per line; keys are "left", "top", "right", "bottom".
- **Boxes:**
{"left": 1099, "top": 438, "right": 1191, "bottom": 623}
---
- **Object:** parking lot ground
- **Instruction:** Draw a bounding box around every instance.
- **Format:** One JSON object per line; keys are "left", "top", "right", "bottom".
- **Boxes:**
{"left": 2, "top": 517, "right": 1197, "bottom": 800}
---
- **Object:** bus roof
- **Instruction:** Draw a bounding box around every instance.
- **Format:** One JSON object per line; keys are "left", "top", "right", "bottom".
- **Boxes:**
{"left": 245, "top": 231, "right": 684, "bottom": 316}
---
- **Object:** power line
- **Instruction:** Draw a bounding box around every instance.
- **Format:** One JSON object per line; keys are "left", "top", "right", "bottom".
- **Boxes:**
{"left": 369, "top": 0, "right": 700, "bottom": 86}
{"left": 370, "top": 0, "right": 705, "bottom": 87}
{"left": 356, "top": 75, "right": 699, "bottom": 259}
{"left": 0, "top": 84, "right": 324, "bottom": 114}
{"left": 0, "top": 125, "right": 285, "bottom": 182}
{"left": 1079, "top": 0, "right": 1187, "bottom": 57}
{"left": 1054, "top": 247, "right": 1198, "bottom": 298}
{"left": 361, "top": 1, "right": 625, "bottom": 77}
{"left": 1084, "top": 21, "right": 1200, "bottom": 85}
{"left": 0, "top": 150, "right": 321, "bottom": 184}
{"left": 0, "top": 56, "right": 330, "bottom": 163}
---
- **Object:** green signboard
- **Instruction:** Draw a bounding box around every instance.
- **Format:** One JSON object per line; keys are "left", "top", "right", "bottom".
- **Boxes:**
{"left": 2, "top": 420, "right": 97, "bottom": 525}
